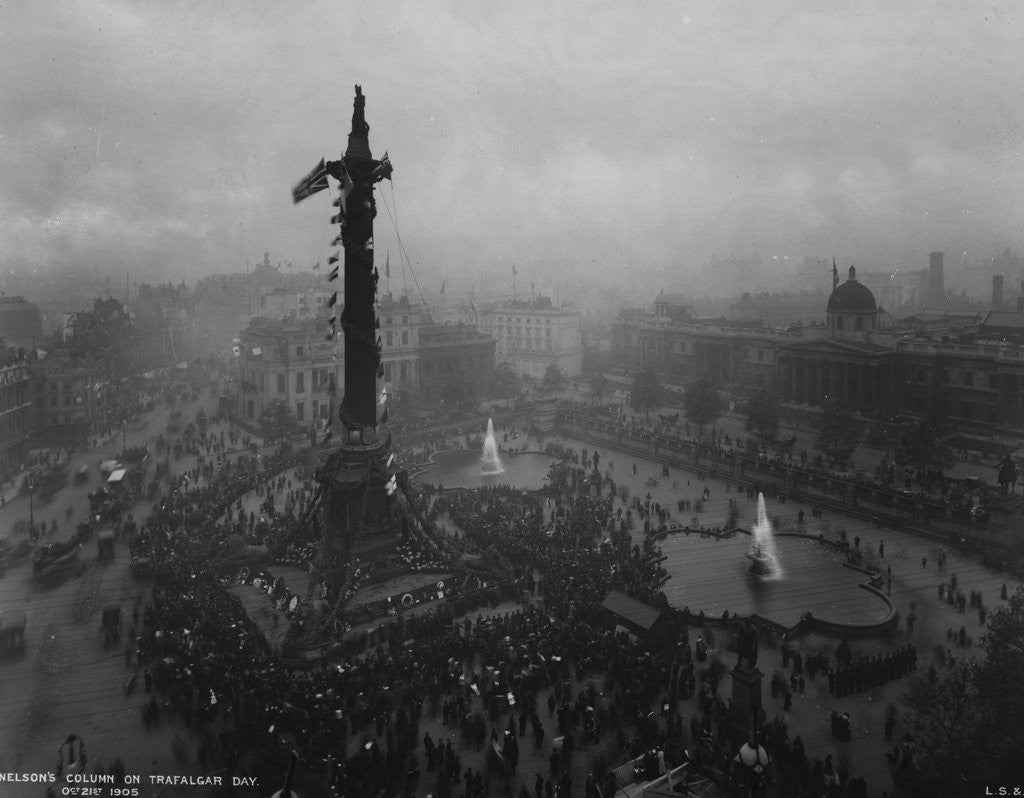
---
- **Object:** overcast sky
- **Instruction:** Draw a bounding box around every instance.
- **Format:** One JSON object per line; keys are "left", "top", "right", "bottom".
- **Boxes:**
{"left": 2, "top": 1, "right": 1022, "bottom": 302}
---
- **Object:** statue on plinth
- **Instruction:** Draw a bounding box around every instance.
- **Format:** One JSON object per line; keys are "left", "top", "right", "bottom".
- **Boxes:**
{"left": 738, "top": 618, "right": 759, "bottom": 669}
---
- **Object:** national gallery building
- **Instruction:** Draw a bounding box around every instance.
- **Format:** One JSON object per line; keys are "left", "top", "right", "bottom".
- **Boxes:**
{"left": 613, "top": 266, "right": 1024, "bottom": 447}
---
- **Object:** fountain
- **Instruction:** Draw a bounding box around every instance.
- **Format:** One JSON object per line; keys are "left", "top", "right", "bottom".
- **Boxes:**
{"left": 480, "top": 418, "right": 504, "bottom": 475}
{"left": 747, "top": 493, "right": 783, "bottom": 580}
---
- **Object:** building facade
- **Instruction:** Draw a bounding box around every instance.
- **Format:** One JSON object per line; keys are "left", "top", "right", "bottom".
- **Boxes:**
{"left": 30, "top": 349, "right": 112, "bottom": 447}
{"left": 614, "top": 261, "right": 1024, "bottom": 444}
{"left": 378, "top": 294, "right": 423, "bottom": 400}
{"left": 0, "top": 349, "right": 33, "bottom": 475}
{"left": 259, "top": 286, "right": 334, "bottom": 321}
{"left": 133, "top": 282, "right": 195, "bottom": 369}
{"left": 418, "top": 323, "right": 495, "bottom": 402}
{"left": 480, "top": 297, "right": 582, "bottom": 379}
{"left": 235, "top": 316, "right": 341, "bottom": 429}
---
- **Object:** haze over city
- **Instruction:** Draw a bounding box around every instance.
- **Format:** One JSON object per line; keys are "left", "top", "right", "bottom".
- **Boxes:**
{"left": 2, "top": 1, "right": 1023, "bottom": 307}
{"left": 6, "top": 4, "right": 1024, "bottom": 796}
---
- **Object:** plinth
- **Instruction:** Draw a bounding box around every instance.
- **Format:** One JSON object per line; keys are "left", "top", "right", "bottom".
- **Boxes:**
{"left": 730, "top": 662, "right": 764, "bottom": 738}
{"left": 319, "top": 432, "right": 402, "bottom": 566}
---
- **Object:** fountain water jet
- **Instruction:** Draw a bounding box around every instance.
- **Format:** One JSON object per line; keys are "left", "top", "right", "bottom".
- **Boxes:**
{"left": 747, "top": 493, "right": 783, "bottom": 580}
{"left": 481, "top": 418, "right": 504, "bottom": 474}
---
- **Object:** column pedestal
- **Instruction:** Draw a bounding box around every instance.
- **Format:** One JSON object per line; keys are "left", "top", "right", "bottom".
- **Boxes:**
{"left": 730, "top": 663, "right": 765, "bottom": 740}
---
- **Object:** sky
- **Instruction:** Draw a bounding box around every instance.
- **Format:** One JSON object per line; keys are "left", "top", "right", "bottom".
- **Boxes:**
{"left": 1, "top": 1, "right": 1023, "bottom": 304}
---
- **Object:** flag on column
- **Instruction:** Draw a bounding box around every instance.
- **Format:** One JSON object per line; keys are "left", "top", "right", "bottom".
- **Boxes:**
{"left": 292, "top": 158, "right": 329, "bottom": 204}
{"left": 328, "top": 265, "right": 339, "bottom": 281}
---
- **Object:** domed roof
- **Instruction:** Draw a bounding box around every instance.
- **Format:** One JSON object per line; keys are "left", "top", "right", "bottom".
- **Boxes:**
{"left": 827, "top": 266, "right": 877, "bottom": 312}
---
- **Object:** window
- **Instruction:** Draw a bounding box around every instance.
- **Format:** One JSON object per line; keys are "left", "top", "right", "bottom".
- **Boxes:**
{"left": 277, "top": 373, "right": 286, "bottom": 394}
{"left": 296, "top": 401, "right": 305, "bottom": 422}
{"left": 384, "top": 362, "right": 393, "bottom": 381}
{"left": 402, "top": 331, "right": 409, "bottom": 346}
{"left": 855, "top": 316, "right": 864, "bottom": 331}
{"left": 386, "top": 331, "right": 393, "bottom": 347}
{"left": 296, "top": 345, "right": 304, "bottom": 357}
{"left": 401, "top": 315, "right": 408, "bottom": 324}
{"left": 400, "top": 362, "right": 408, "bottom": 381}
{"left": 989, "top": 374, "right": 999, "bottom": 389}
{"left": 963, "top": 371, "right": 973, "bottom": 387}
{"left": 296, "top": 372, "right": 305, "bottom": 393}
{"left": 836, "top": 316, "right": 844, "bottom": 331}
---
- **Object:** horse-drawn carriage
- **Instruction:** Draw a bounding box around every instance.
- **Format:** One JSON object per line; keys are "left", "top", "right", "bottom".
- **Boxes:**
{"left": 32, "top": 539, "right": 83, "bottom": 579}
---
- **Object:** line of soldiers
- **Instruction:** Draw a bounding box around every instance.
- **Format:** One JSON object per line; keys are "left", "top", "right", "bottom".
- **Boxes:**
{"left": 828, "top": 645, "right": 917, "bottom": 696}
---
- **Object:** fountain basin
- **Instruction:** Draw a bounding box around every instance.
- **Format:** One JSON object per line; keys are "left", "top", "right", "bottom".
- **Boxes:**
{"left": 413, "top": 449, "right": 556, "bottom": 491}
{"left": 660, "top": 531, "right": 892, "bottom": 629}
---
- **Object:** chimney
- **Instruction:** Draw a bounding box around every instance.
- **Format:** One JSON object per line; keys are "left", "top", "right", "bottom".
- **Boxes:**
{"left": 992, "top": 274, "right": 1004, "bottom": 311}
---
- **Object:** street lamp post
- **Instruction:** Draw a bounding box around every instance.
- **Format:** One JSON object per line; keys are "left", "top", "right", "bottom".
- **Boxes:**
{"left": 122, "top": 418, "right": 127, "bottom": 455}
{"left": 733, "top": 707, "right": 770, "bottom": 797}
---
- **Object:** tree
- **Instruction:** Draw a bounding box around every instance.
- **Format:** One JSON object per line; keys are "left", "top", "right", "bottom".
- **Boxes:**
{"left": 590, "top": 371, "right": 610, "bottom": 405}
{"left": 900, "top": 661, "right": 982, "bottom": 792}
{"left": 541, "top": 363, "right": 569, "bottom": 395}
{"left": 683, "top": 378, "right": 723, "bottom": 438}
{"left": 491, "top": 362, "right": 521, "bottom": 399}
{"left": 972, "top": 586, "right": 1024, "bottom": 781}
{"left": 898, "top": 414, "right": 954, "bottom": 485}
{"left": 259, "top": 399, "right": 303, "bottom": 444}
{"left": 815, "top": 400, "right": 860, "bottom": 469}
{"left": 629, "top": 370, "right": 663, "bottom": 413}
{"left": 744, "top": 389, "right": 780, "bottom": 444}
{"left": 900, "top": 587, "right": 1024, "bottom": 791}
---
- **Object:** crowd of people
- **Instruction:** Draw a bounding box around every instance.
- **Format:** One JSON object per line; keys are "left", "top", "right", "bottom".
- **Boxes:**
{"left": 561, "top": 404, "right": 996, "bottom": 541}
{"left": 18, "top": 374, "right": 906, "bottom": 797}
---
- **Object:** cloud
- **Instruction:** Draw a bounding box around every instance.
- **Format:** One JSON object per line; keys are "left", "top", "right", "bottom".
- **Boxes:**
{"left": 0, "top": 1, "right": 1022, "bottom": 301}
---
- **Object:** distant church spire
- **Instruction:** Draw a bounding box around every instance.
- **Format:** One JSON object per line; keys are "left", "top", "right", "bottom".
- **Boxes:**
{"left": 832, "top": 258, "right": 839, "bottom": 291}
